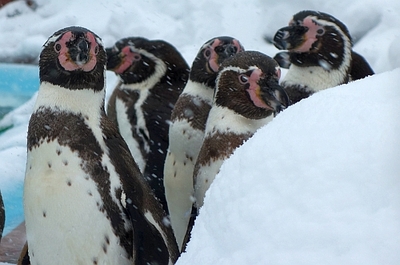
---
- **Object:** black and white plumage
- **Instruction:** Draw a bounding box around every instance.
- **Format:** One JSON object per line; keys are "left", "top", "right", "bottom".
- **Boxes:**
{"left": 164, "top": 36, "right": 244, "bottom": 251}
{"left": 106, "top": 37, "right": 189, "bottom": 215}
{"left": 193, "top": 51, "right": 289, "bottom": 210}
{"left": 24, "top": 27, "right": 178, "bottom": 265}
{"left": 273, "top": 10, "right": 374, "bottom": 104}
{"left": 0, "top": 190, "right": 4, "bottom": 241}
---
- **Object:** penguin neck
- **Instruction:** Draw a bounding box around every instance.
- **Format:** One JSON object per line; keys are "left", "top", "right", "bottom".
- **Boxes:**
{"left": 34, "top": 81, "right": 106, "bottom": 123}
{"left": 205, "top": 104, "right": 272, "bottom": 137}
{"left": 181, "top": 80, "right": 215, "bottom": 106}
{"left": 282, "top": 62, "right": 348, "bottom": 93}
{"left": 35, "top": 82, "right": 105, "bottom": 110}
{"left": 118, "top": 56, "right": 167, "bottom": 92}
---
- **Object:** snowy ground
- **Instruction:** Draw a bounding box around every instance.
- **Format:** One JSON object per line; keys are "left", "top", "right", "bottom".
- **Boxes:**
{"left": 0, "top": 0, "right": 399, "bottom": 264}
{"left": 178, "top": 69, "right": 400, "bottom": 265}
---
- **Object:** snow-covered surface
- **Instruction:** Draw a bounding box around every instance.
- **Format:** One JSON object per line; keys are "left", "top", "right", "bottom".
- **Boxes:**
{"left": 0, "top": 0, "right": 399, "bottom": 264}
{"left": 178, "top": 69, "right": 400, "bottom": 265}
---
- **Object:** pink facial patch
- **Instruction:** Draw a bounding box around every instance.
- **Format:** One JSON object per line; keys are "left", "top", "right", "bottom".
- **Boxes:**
{"left": 57, "top": 31, "right": 98, "bottom": 72}
{"left": 232, "top": 39, "right": 243, "bottom": 53}
{"left": 114, "top": 46, "right": 141, "bottom": 74}
{"left": 293, "top": 16, "right": 324, "bottom": 53}
{"left": 208, "top": 39, "right": 222, "bottom": 72}
{"left": 246, "top": 68, "right": 274, "bottom": 110}
{"left": 57, "top": 31, "right": 76, "bottom": 71}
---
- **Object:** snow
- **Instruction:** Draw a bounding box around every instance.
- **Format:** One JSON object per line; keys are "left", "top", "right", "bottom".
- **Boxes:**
{"left": 178, "top": 69, "right": 400, "bottom": 265}
{"left": 0, "top": 0, "right": 399, "bottom": 264}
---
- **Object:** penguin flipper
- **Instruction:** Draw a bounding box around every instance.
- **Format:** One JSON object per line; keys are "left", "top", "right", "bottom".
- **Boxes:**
{"left": 164, "top": 151, "right": 194, "bottom": 251}
{"left": 17, "top": 242, "right": 30, "bottom": 265}
{"left": 181, "top": 205, "right": 197, "bottom": 253}
{"left": 125, "top": 202, "right": 170, "bottom": 265}
{"left": 350, "top": 51, "right": 374, "bottom": 80}
{"left": 105, "top": 80, "right": 122, "bottom": 122}
{"left": 102, "top": 119, "right": 178, "bottom": 264}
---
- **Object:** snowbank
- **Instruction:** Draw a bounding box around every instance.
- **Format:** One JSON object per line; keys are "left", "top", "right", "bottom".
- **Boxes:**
{"left": 177, "top": 69, "right": 400, "bottom": 265}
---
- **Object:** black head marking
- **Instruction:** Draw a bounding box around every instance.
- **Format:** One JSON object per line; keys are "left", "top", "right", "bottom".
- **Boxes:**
{"left": 40, "top": 26, "right": 106, "bottom": 91}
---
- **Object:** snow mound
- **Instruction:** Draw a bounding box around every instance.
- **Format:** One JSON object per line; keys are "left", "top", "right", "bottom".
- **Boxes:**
{"left": 178, "top": 68, "right": 400, "bottom": 265}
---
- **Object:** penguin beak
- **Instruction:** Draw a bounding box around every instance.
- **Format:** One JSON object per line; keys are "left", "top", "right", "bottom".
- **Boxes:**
{"left": 273, "top": 51, "right": 291, "bottom": 69}
{"left": 217, "top": 43, "right": 242, "bottom": 64}
{"left": 259, "top": 79, "right": 290, "bottom": 115}
{"left": 205, "top": 38, "right": 244, "bottom": 74}
{"left": 273, "top": 25, "right": 308, "bottom": 51}
{"left": 105, "top": 47, "right": 122, "bottom": 71}
{"left": 68, "top": 37, "right": 90, "bottom": 66}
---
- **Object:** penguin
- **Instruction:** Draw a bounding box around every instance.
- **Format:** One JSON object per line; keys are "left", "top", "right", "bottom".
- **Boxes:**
{"left": 164, "top": 36, "right": 244, "bottom": 251}
{"left": 23, "top": 26, "right": 178, "bottom": 265}
{"left": 273, "top": 10, "right": 374, "bottom": 104}
{"left": 193, "top": 50, "right": 289, "bottom": 210}
{"left": 0, "top": 190, "right": 4, "bottom": 242}
{"left": 106, "top": 37, "right": 189, "bottom": 215}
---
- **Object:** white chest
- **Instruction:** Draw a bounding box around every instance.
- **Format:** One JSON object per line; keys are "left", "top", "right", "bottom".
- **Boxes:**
{"left": 205, "top": 105, "right": 273, "bottom": 137}
{"left": 168, "top": 119, "right": 205, "bottom": 161}
{"left": 282, "top": 62, "right": 348, "bottom": 93}
{"left": 24, "top": 141, "right": 132, "bottom": 265}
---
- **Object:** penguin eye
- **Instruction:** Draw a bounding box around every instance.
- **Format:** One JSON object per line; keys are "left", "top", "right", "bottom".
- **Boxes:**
{"left": 316, "top": 28, "right": 325, "bottom": 36}
{"left": 133, "top": 54, "right": 141, "bottom": 61}
{"left": 94, "top": 45, "right": 99, "bottom": 55}
{"left": 203, "top": 48, "right": 212, "bottom": 59}
{"left": 54, "top": 43, "right": 61, "bottom": 53}
{"left": 239, "top": 74, "right": 249, "bottom": 84}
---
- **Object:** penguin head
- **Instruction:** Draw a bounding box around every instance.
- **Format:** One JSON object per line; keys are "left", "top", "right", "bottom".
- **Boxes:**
{"left": 40, "top": 26, "right": 106, "bottom": 91}
{"left": 106, "top": 37, "right": 189, "bottom": 85}
{"left": 215, "top": 51, "right": 289, "bottom": 120}
{"left": 106, "top": 37, "right": 160, "bottom": 84}
{"left": 273, "top": 10, "right": 352, "bottom": 70}
{"left": 190, "top": 36, "right": 245, "bottom": 88}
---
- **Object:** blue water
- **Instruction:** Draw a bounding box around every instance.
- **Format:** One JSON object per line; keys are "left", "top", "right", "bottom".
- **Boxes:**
{"left": 0, "top": 63, "right": 39, "bottom": 118}
{"left": 0, "top": 63, "right": 39, "bottom": 235}
{"left": 2, "top": 182, "right": 24, "bottom": 235}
